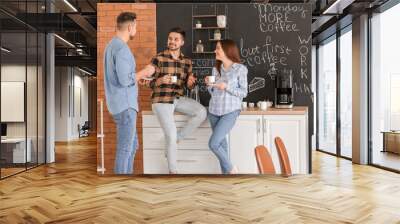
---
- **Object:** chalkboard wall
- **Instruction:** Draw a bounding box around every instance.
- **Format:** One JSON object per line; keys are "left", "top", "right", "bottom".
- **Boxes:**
{"left": 156, "top": 3, "right": 313, "bottom": 134}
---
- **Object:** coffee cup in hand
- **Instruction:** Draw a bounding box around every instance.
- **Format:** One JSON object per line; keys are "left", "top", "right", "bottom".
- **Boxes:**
{"left": 171, "top": 75, "right": 177, "bottom": 83}
{"left": 207, "top": 76, "right": 215, "bottom": 84}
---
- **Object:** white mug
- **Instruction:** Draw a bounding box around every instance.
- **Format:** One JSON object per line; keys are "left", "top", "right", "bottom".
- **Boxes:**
{"left": 249, "top": 102, "right": 255, "bottom": 108}
{"left": 260, "top": 101, "right": 268, "bottom": 110}
{"left": 207, "top": 76, "right": 215, "bottom": 84}
{"left": 171, "top": 76, "right": 177, "bottom": 83}
{"left": 217, "top": 15, "right": 226, "bottom": 28}
{"left": 257, "top": 101, "right": 261, "bottom": 108}
{"left": 241, "top": 102, "right": 247, "bottom": 109}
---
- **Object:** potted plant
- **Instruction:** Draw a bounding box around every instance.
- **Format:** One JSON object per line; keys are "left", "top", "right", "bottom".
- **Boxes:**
{"left": 195, "top": 20, "right": 202, "bottom": 28}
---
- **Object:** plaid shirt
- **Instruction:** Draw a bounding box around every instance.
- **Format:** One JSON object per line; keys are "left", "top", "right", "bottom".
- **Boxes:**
{"left": 145, "top": 50, "right": 194, "bottom": 104}
{"left": 208, "top": 63, "right": 248, "bottom": 116}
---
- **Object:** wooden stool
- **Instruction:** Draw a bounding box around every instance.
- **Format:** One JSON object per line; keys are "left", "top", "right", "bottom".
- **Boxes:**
{"left": 274, "top": 137, "right": 292, "bottom": 177}
{"left": 254, "top": 145, "right": 275, "bottom": 174}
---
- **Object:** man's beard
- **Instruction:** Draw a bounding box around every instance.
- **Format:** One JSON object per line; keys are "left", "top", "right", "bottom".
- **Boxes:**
{"left": 168, "top": 44, "right": 180, "bottom": 51}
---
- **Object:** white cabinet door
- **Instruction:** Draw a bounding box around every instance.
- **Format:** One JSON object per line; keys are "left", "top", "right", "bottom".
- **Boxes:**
{"left": 263, "top": 115, "right": 307, "bottom": 174}
{"left": 143, "top": 127, "right": 211, "bottom": 151}
{"left": 229, "top": 115, "right": 263, "bottom": 174}
{"left": 143, "top": 150, "right": 169, "bottom": 174}
{"left": 176, "top": 150, "right": 220, "bottom": 174}
{"left": 143, "top": 149, "right": 220, "bottom": 174}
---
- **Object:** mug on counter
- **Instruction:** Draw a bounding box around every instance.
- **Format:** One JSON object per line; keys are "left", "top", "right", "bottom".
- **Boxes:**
{"left": 249, "top": 102, "right": 255, "bottom": 108}
{"left": 260, "top": 101, "right": 268, "bottom": 110}
{"left": 241, "top": 102, "right": 247, "bottom": 109}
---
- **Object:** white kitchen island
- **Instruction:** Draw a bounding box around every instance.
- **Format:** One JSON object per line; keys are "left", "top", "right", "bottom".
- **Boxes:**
{"left": 142, "top": 107, "right": 309, "bottom": 174}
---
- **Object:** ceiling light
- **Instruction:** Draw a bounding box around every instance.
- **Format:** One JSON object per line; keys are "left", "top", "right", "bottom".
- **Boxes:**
{"left": 63, "top": 0, "right": 78, "bottom": 12}
{"left": 1, "top": 47, "right": 11, "bottom": 53}
{"left": 54, "top": 34, "right": 75, "bottom": 48}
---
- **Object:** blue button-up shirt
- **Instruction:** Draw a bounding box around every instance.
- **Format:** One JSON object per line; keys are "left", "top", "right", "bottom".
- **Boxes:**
{"left": 208, "top": 63, "right": 248, "bottom": 116}
{"left": 104, "top": 37, "right": 138, "bottom": 115}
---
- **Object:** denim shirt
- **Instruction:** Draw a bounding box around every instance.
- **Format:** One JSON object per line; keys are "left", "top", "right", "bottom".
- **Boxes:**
{"left": 104, "top": 37, "right": 138, "bottom": 115}
{"left": 208, "top": 63, "right": 248, "bottom": 116}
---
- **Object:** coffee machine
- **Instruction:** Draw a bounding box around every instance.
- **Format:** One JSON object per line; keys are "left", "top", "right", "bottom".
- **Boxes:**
{"left": 274, "top": 73, "right": 294, "bottom": 108}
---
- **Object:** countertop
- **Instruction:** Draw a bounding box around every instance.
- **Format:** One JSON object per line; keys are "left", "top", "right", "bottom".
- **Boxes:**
{"left": 142, "top": 106, "right": 308, "bottom": 116}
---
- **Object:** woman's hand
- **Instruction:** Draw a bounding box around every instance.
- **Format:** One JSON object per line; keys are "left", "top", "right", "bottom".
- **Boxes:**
{"left": 213, "top": 82, "right": 227, "bottom": 90}
{"left": 187, "top": 74, "right": 196, "bottom": 87}
{"left": 204, "top": 76, "right": 211, "bottom": 86}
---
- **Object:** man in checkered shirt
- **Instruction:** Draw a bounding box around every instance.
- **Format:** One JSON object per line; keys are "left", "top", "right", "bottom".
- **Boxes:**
{"left": 141, "top": 27, "right": 207, "bottom": 174}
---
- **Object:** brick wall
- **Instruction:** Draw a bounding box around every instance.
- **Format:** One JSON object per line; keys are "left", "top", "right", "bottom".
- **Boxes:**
{"left": 97, "top": 3, "right": 156, "bottom": 174}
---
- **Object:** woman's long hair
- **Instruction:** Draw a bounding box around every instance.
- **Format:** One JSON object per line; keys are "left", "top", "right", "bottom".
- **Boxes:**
{"left": 215, "top": 39, "right": 241, "bottom": 75}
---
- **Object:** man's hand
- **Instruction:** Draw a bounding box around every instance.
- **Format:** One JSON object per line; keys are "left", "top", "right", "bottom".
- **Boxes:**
{"left": 138, "top": 79, "right": 150, "bottom": 86}
{"left": 160, "top": 74, "right": 172, "bottom": 85}
{"left": 187, "top": 74, "right": 196, "bottom": 87}
{"left": 136, "top": 64, "right": 156, "bottom": 82}
{"left": 144, "top": 64, "right": 155, "bottom": 76}
{"left": 214, "top": 82, "right": 227, "bottom": 90}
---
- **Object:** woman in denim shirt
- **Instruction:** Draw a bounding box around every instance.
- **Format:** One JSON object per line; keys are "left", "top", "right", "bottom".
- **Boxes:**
{"left": 205, "top": 39, "right": 248, "bottom": 174}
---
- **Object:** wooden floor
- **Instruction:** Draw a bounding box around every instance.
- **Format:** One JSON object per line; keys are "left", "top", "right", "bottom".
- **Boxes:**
{"left": 1, "top": 136, "right": 400, "bottom": 223}
{"left": 372, "top": 150, "right": 400, "bottom": 171}
{"left": 1, "top": 167, "right": 26, "bottom": 178}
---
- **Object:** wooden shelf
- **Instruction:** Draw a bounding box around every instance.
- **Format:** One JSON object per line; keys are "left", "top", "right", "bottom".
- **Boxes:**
{"left": 193, "top": 15, "right": 218, "bottom": 18}
{"left": 193, "top": 51, "right": 215, "bottom": 54}
{"left": 193, "top": 27, "right": 226, "bottom": 30}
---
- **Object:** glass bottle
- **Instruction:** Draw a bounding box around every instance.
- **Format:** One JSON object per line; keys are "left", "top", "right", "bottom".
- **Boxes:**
{"left": 196, "top": 40, "right": 204, "bottom": 53}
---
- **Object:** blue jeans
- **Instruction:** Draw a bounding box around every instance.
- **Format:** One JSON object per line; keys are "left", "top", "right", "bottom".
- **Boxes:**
{"left": 208, "top": 110, "right": 241, "bottom": 174}
{"left": 112, "top": 108, "right": 138, "bottom": 174}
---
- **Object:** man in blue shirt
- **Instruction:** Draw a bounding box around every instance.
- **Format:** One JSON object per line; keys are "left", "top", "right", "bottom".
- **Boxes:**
{"left": 104, "top": 12, "right": 154, "bottom": 174}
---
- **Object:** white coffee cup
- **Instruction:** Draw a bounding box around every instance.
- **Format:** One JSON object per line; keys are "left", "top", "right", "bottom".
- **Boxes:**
{"left": 249, "top": 102, "right": 255, "bottom": 108}
{"left": 207, "top": 76, "right": 215, "bottom": 84}
{"left": 242, "top": 102, "right": 247, "bottom": 109}
{"left": 260, "top": 101, "right": 268, "bottom": 110}
{"left": 171, "top": 76, "right": 177, "bottom": 83}
{"left": 257, "top": 101, "right": 262, "bottom": 108}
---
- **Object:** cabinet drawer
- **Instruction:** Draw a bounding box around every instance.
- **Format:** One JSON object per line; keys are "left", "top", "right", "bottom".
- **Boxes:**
{"left": 143, "top": 149, "right": 221, "bottom": 174}
{"left": 143, "top": 150, "right": 169, "bottom": 174}
{"left": 143, "top": 115, "right": 210, "bottom": 128}
{"left": 143, "top": 127, "right": 211, "bottom": 150}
